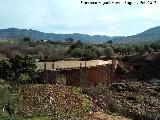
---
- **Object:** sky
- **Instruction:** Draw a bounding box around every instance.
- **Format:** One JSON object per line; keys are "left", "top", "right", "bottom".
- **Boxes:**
{"left": 0, "top": 0, "right": 160, "bottom": 36}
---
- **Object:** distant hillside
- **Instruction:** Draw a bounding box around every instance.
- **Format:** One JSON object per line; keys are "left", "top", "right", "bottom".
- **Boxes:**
{"left": 0, "top": 26, "right": 160, "bottom": 43}
{"left": 114, "top": 26, "right": 160, "bottom": 43}
{"left": 0, "top": 28, "right": 120, "bottom": 42}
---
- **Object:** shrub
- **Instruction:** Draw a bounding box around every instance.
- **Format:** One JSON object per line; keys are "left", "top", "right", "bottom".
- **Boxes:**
{"left": 0, "top": 55, "right": 37, "bottom": 83}
{"left": 115, "top": 64, "right": 128, "bottom": 76}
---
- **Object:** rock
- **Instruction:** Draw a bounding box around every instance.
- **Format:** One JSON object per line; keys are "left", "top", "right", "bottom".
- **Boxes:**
{"left": 92, "top": 112, "right": 109, "bottom": 120}
{"left": 110, "top": 83, "right": 127, "bottom": 92}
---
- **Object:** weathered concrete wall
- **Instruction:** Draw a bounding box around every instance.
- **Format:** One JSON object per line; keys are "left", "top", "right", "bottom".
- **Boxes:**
{"left": 38, "top": 61, "right": 117, "bottom": 87}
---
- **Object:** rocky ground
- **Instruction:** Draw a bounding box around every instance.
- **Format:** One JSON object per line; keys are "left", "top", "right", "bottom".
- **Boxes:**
{"left": 83, "top": 82, "right": 160, "bottom": 120}
{"left": 0, "top": 80, "right": 130, "bottom": 120}
{"left": 16, "top": 84, "right": 130, "bottom": 120}
{"left": 1, "top": 80, "right": 159, "bottom": 120}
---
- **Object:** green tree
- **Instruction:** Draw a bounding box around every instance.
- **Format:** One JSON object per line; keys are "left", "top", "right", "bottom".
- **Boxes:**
{"left": 0, "top": 55, "right": 37, "bottom": 83}
{"left": 113, "top": 45, "right": 126, "bottom": 55}
{"left": 133, "top": 44, "right": 145, "bottom": 55}
{"left": 70, "top": 40, "right": 83, "bottom": 50}
{"left": 83, "top": 49, "right": 97, "bottom": 60}
{"left": 71, "top": 48, "right": 84, "bottom": 58}
{"left": 144, "top": 44, "right": 152, "bottom": 54}
{"left": 107, "top": 40, "right": 113, "bottom": 44}
{"left": 23, "top": 37, "right": 31, "bottom": 42}
{"left": 126, "top": 45, "right": 135, "bottom": 55}
{"left": 65, "top": 38, "right": 74, "bottom": 42}
{"left": 104, "top": 47, "right": 114, "bottom": 58}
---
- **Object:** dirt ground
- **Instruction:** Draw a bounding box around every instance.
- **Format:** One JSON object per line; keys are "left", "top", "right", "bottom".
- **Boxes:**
{"left": 36, "top": 60, "right": 115, "bottom": 70}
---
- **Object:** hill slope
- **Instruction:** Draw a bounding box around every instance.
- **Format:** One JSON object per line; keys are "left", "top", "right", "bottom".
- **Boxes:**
{"left": 114, "top": 26, "right": 160, "bottom": 43}
{"left": 0, "top": 28, "right": 119, "bottom": 42}
{"left": 0, "top": 26, "right": 160, "bottom": 43}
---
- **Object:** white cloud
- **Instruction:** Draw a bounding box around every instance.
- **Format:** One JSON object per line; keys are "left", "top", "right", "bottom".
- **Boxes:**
{"left": 0, "top": 0, "right": 160, "bottom": 36}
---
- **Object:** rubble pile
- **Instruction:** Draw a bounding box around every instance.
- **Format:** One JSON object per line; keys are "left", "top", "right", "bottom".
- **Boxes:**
{"left": 16, "top": 84, "right": 130, "bottom": 120}
{"left": 17, "top": 84, "right": 91, "bottom": 119}
{"left": 83, "top": 82, "right": 160, "bottom": 120}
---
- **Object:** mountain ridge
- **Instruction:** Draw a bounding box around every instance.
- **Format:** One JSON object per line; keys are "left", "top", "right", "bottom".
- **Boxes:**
{"left": 0, "top": 26, "right": 160, "bottom": 43}
{"left": 0, "top": 27, "right": 120, "bottom": 42}
{"left": 113, "top": 26, "right": 160, "bottom": 43}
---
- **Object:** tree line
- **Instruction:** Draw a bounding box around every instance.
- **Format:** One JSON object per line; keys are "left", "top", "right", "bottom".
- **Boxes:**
{"left": 0, "top": 38, "right": 160, "bottom": 61}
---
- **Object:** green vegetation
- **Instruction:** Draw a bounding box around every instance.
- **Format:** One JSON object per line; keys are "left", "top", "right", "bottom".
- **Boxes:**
{"left": 0, "top": 113, "right": 51, "bottom": 120}
{"left": 115, "top": 64, "right": 128, "bottom": 76}
{"left": 72, "top": 87, "right": 82, "bottom": 94}
{"left": 0, "top": 38, "right": 160, "bottom": 61}
{"left": 81, "top": 95, "right": 89, "bottom": 113}
{"left": 0, "top": 55, "right": 36, "bottom": 83}
{"left": 104, "top": 47, "right": 114, "bottom": 58}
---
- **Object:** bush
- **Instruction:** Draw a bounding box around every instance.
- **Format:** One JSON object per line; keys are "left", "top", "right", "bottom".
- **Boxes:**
{"left": 115, "top": 64, "right": 128, "bottom": 75}
{"left": 104, "top": 47, "right": 114, "bottom": 58}
{"left": 0, "top": 55, "right": 37, "bottom": 83}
